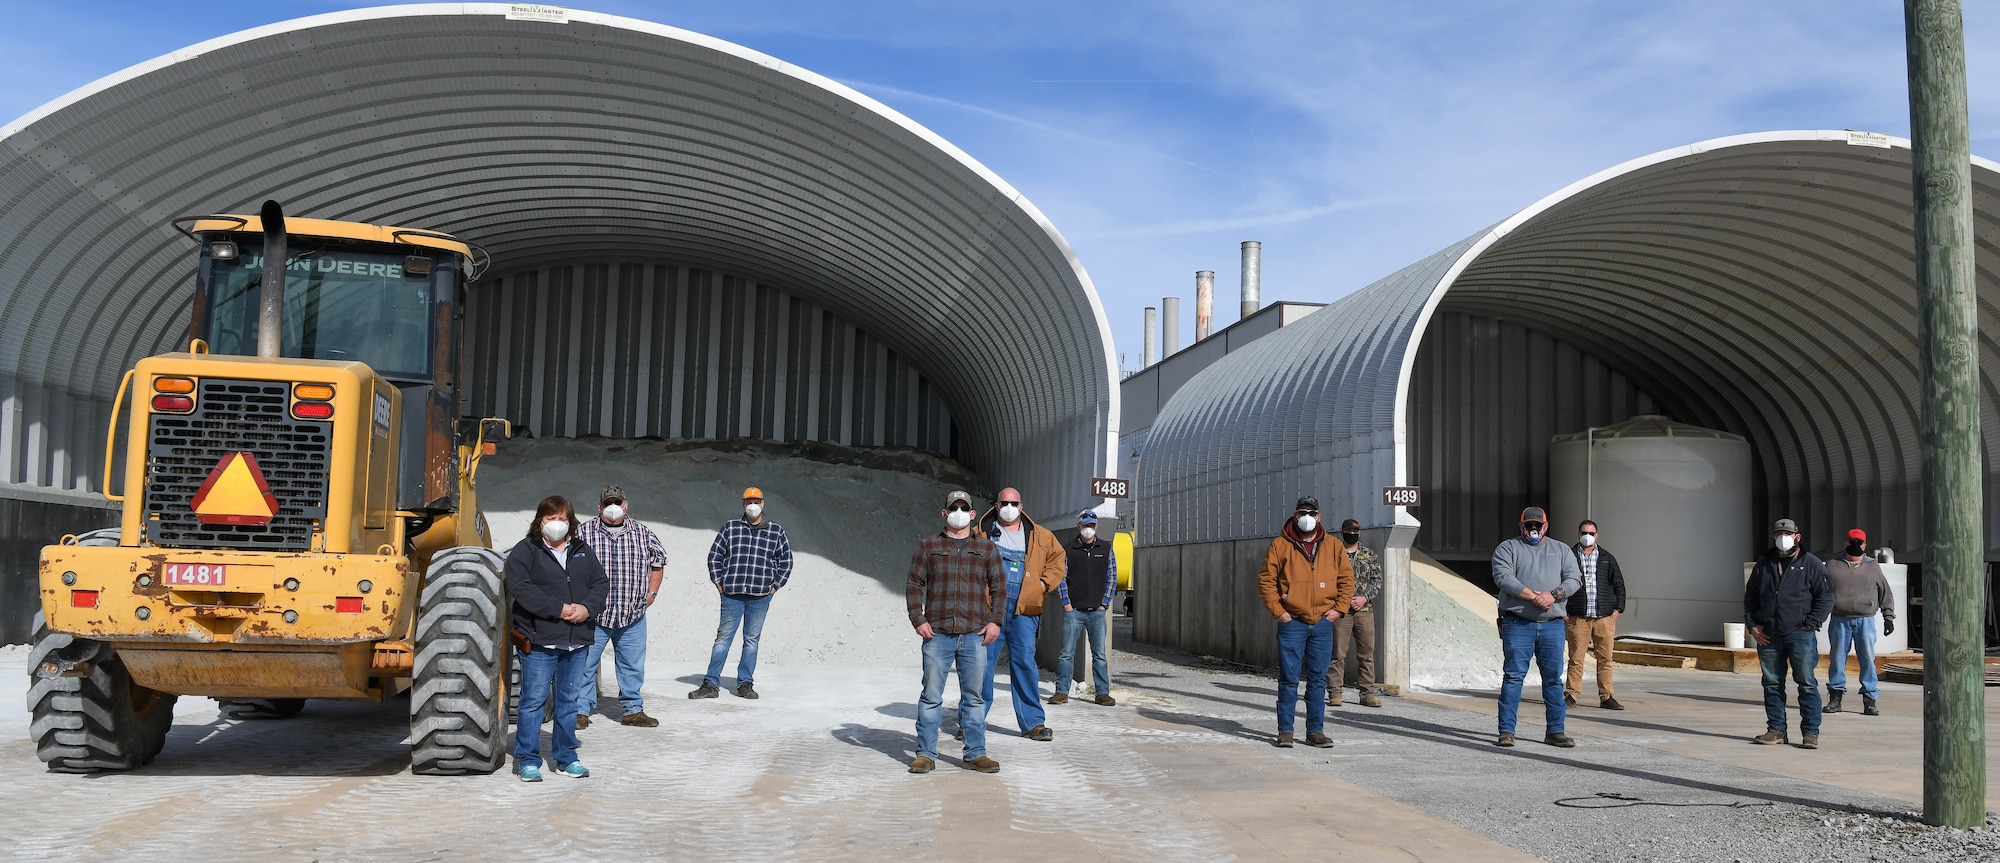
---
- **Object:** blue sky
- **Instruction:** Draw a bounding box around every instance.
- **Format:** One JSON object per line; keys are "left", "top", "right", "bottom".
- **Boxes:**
{"left": 2, "top": 2, "right": 1992, "bottom": 374}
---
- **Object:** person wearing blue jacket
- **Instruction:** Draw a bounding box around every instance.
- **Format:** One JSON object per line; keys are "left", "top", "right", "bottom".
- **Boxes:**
{"left": 1743, "top": 517, "right": 1833, "bottom": 749}
{"left": 1491, "top": 506, "right": 1582, "bottom": 749}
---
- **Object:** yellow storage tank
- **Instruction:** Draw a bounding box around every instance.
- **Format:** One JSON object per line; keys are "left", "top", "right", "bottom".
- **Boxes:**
{"left": 1113, "top": 531, "right": 1135, "bottom": 591}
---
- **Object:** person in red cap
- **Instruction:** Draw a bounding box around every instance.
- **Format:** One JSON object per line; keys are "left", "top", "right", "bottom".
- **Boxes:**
{"left": 1824, "top": 528, "right": 1895, "bottom": 716}
{"left": 1490, "top": 505, "right": 1582, "bottom": 749}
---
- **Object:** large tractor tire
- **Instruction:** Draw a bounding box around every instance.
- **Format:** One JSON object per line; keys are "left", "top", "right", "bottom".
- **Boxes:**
{"left": 410, "top": 546, "right": 509, "bottom": 775}
{"left": 26, "top": 611, "right": 178, "bottom": 772}
{"left": 218, "top": 698, "right": 306, "bottom": 719}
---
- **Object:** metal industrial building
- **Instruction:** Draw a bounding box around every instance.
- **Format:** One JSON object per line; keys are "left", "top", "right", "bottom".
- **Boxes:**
{"left": 1135, "top": 131, "right": 2000, "bottom": 686}
{"left": 0, "top": 4, "right": 1118, "bottom": 641}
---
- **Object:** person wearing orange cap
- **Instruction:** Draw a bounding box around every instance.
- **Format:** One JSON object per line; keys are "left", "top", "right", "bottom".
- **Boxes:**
{"left": 1491, "top": 505, "right": 1582, "bottom": 749}
{"left": 690, "top": 486, "right": 793, "bottom": 700}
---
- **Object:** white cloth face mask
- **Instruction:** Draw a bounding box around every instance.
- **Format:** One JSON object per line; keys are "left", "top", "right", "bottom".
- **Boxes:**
{"left": 1079, "top": 527, "right": 1096, "bottom": 540}
{"left": 744, "top": 503, "right": 764, "bottom": 520}
{"left": 947, "top": 510, "right": 973, "bottom": 529}
{"left": 1296, "top": 515, "right": 1317, "bottom": 534}
{"left": 542, "top": 519, "right": 570, "bottom": 542}
{"left": 601, "top": 504, "right": 625, "bottom": 522}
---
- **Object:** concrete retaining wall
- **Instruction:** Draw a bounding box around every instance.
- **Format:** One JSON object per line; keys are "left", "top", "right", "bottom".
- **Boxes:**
{"left": 1133, "top": 537, "right": 1299, "bottom": 669}
{"left": 1, "top": 489, "right": 118, "bottom": 645}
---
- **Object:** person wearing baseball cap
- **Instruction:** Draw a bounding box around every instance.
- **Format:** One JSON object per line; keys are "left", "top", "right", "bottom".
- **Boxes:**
{"left": 1327, "top": 518, "right": 1383, "bottom": 708}
{"left": 1743, "top": 517, "right": 1833, "bottom": 747}
{"left": 1052, "top": 509, "right": 1117, "bottom": 707}
{"left": 1256, "top": 495, "right": 1351, "bottom": 749}
{"left": 1824, "top": 528, "right": 1895, "bottom": 716}
{"left": 573, "top": 484, "right": 669, "bottom": 727}
{"left": 904, "top": 490, "right": 1006, "bottom": 774}
{"left": 1491, "top": 505, "right": 1583, "bottom": 749}
{"left": 691, "top": 486, "right": 794, "bottom": 700}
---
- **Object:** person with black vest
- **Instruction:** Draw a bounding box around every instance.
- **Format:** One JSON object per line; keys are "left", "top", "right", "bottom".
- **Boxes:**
{"left": 1563, "top": 519, "right": 1627, "bottom": 711}
{"left": 1052, "top": 510, "right": 1117, "bottom": 707}
{"left": 504, "top": 495, "right": 611, "bottom": 782}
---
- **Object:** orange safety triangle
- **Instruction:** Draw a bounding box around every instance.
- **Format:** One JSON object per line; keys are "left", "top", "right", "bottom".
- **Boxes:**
{"left": 190, "top": 452, "right": 280, "bottom": 526}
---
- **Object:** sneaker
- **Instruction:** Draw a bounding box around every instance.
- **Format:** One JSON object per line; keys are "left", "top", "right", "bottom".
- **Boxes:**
{"left": 1049, "top": 692, "right": 1069, "bottom": 705}
{"left": 1496, "top": 732, "right": 1515, "bottom": 748}
{"left": 908, "top": 756, "right": 935, "bottom": 774}
{"left": 1753, "top": 730, "right": 1787, "bottom": 745}
{"left": 1826, "top": 691, "right": 1844, "bottom": 713}
{"left": 557, "top": 761, "right": 590, "bottom": 778}
{"left": 1862, "top": 696, "right": 1879, "bottom": 716}
{"left": 1275, "top": 732, "right": 1295, "bottom": 748}
{"left": 736, "top": 682, "right": 759, "bottom": 700}
{"left": 689, "top": 683, "right": 719, "bottom": 699}
{"left": 1304, "top": 732, "right": 1334, "bottom": 748}
{"left": 1024, "top": 725, "right": 1053, "bottom": 741}
{"left": 1800, "top": 734, "right": 1819, "bottom": 750}
{"left": 1599, "top": 697, "right": 1625, "bottom": 711}
{"left": 1360, "top": 691, "right": 1382, "bottom": 708}
{"left": 574, "top": 715, "right": 590, "bottom": 730}
{"left": 1544, "top": 733, "right": 1576, "bottom": 748}
{"left": 1094, "top": 693, "right": 1117, "bottom": 707}
{"left": 517, "top": 764, "right": 543, "bottom": 782}
{"left": 963, "top": 756, "right": 1001, "bottom": 773}
{"left": 619, "top": 712, "right": 659, "bottom": 728}
{"left": 1563, "top": 693, "right": 1576, "bottom": 708}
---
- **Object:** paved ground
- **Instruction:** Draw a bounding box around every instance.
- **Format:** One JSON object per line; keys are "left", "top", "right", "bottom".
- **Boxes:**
{"left": 3, "top": 626, "right": 1996, "bottom": 862}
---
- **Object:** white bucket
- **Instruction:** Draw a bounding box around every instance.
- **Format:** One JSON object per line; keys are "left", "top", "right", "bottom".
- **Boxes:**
{"left": 1722, "top": 622, "right": 1746, "bottom": 650}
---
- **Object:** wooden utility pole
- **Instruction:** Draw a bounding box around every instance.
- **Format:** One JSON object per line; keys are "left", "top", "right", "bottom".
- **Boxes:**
{"left": 1905, "top": 0, "right": 1986, "bottom": 829}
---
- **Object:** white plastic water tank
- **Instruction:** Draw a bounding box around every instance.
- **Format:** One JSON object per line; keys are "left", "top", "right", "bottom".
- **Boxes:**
{"left": 1550, "top": 416, "right": 1753, "bottom": 642}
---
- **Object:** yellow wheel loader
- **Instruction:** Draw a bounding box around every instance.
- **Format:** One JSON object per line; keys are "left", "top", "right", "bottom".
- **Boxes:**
{"left": 31, "top": 201, "right": 515, "bottom": 775}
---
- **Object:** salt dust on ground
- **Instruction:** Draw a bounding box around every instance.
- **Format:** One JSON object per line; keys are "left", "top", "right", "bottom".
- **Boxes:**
{"left": 476, "top": 437, "right": 987, "bottom": 683}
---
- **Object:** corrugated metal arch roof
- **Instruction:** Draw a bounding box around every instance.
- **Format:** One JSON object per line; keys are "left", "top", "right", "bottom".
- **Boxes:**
{"left": 1140, "top": 130, "right": 2000, "bottom": 550}
{"left": 0, "top": 3, "right": 1116, "bottom": 508}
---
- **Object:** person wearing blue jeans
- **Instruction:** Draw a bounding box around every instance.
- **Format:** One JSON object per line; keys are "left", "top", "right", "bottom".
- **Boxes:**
{"left": 515, "top": 643, "right": 589, "bottom": 776}
{"left": 692, "top": 487, "right": 793, "bottom": 700}
{"left": 1054, "top": 510, "right": 1117, "bottom": 706}
{"left": 977, "top": 488, "right": 1063, "bottom": 741}
{"left": 905, "top": 489, "right": 1006, "bottom": 774}
{"left": 1824, "top": 529, "right": 1895, "bottom": 716}
{"left": 1744, "top": 517, "right": 1833, "bottom": 748}
{"left": 918, "top": 632, "right": 990, "bottom": 770}
{"left": 1275, "top": 617, "right": 1335, "bottom": 738}
{"left": 583, "top": 616, "right": 647, "bottom": 721}
{"left": 503, "top": 496, "right": 609, "bottom": 781}
{"left": 574, "top": 486, "right": 668, "bottom": 727}
{"left": 1258, "top": 495, "right": 1352, "bottom": 748}
{"left": 1489, "top": 506, "right": 1582, "bottom": 748}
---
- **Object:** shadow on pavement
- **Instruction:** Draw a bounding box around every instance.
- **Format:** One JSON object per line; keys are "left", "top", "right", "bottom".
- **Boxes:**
{"left": 831, "top": 722, "right": 918, "bottom": 764}
{"left": 140, "top": 702, "right": 413, "bottom": 777}
{"left": 1134, "top": 706, "right": 1271, "bottom": 744}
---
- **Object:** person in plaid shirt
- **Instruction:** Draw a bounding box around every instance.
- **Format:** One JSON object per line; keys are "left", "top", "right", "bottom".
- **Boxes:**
{"left": 690, "top": 486, "right": 794, "bottom": 700}
{"left": 573, "top": 485, "right": 668, "bottom": 728}
{"left": 904, "top": 489, "right": 1005, "bottom": 774}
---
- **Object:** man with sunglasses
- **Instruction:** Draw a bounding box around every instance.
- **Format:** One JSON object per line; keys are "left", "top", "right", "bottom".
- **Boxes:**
{"left": 1257, "top": 496, "right": 1352, "bottom": 749}
{"left": 977, "top": 488, "right": 1066, "bottom": 741}
{"left": 1563, "top": 519, "right": 1626, "bottom": 711}
{"left": 1492, "top": 506, "right": 1583, "bottom": 749}
{"left": 905, "top": 490, "right": 1006, "bottom": 774}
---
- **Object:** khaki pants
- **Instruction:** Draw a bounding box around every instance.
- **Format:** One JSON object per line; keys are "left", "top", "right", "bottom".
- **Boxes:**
{"left": 1328, "top": 607, "right": 1376, "bottom": 691}
{"left": 1564, "top": 615, "right": 1616, "bottom": 701}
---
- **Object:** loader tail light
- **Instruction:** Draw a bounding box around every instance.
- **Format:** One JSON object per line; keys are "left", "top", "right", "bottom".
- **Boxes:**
{"left": 151, "top": 395, "right": 194, "bottom": 413}
{"left": 293, "top": 384, "right": 335, "bottom": 401}
{"left": 292, "top": 401, "right": 334, "bottom": 420}
{"left": 154, "top": 376, "right": 195, "bottom": 393}
{"left": 71, "top": 590, "right": 99, "bottom": 608}
{"left": 336, "top": 596, "right": 364, "bottom": 614}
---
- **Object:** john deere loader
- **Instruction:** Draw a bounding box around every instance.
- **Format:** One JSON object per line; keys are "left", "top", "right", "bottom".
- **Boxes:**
{"left": 31, "top": 202, "right": 515, "bottom": 775}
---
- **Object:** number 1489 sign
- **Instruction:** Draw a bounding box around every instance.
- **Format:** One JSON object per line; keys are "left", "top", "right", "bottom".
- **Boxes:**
{"left": 163, "top": 563, "right": 228, "bottom": 586}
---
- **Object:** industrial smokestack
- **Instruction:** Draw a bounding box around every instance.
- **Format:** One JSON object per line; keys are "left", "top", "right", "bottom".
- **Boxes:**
{"left": 1240, "top": 240, "right": 1262, "bottom": 320}
{"left": 1162, "top": 297, "right": 1180, "bottom": 357}
{"left": 1143, "top": 306, "right": 1158, "bottom": 367}
{"left": 1195, "top": 270, "right": 1214, "bottom": 341}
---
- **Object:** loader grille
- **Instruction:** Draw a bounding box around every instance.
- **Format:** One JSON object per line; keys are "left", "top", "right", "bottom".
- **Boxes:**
{"left": 145, "top": 379, "right": 331, "bottom": 551}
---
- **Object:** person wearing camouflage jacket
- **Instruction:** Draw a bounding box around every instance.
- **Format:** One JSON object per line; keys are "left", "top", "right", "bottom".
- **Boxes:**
{"left": 1327, "top": 519, "right": 1384, "bottom": 708}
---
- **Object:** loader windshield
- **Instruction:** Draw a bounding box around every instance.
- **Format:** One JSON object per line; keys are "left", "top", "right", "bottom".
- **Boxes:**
{"left": 203, "top": 240, "right": 435, "bottom": 380}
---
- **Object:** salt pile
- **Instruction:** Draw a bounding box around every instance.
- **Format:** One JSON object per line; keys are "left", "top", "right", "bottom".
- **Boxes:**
{"left": 477, "top": 437, "right": 982, "bottom": 676}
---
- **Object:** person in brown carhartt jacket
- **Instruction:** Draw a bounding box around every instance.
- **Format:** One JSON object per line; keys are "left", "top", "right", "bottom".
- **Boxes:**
{"left": 976, "top": 489, "right": 1067, "bottom": 740}
{"left": 1257, "top": 495, "right": 1353, "bottom": 749}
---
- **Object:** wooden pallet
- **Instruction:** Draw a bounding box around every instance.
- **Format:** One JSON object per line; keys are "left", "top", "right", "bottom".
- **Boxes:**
{"left": 1612, "top": 650, "right": 1695, "bottom": 669}
{"left": 1611, "top": 640, "right": 1924, "bottom": 676}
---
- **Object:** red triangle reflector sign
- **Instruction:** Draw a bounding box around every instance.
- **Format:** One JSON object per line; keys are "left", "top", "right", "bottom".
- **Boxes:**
{"left": 190, "top": 452, "right": 280, "bottom": 526}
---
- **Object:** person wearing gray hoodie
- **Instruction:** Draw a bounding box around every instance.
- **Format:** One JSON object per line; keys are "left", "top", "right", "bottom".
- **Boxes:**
{"left": 1491, "top": 506, "right": 1583, "bottom": 749}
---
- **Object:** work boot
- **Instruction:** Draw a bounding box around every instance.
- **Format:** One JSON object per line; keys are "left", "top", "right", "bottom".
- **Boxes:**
{"left": 1826, "top": 690, "right": 1844, "bottom": 713}
{"left": 736, "top": 682, "right": 759, "bottom": 700}
{"left": 1563, "top": 693, "right": 1576, "bottom": 708}
{"left": 619, "top": 712, "right": 659, "bottom": 728}
{"left": 1862, "top": 695, "right": 1879, "bottom": 716}
{"left": 689, "top": 683, "right": 719, "bottom": 699}
{"left": 1800, "top": 734, "right": 1819, "bottom": 750}
{"left": 1275, "top": 732, "right": 1295, "bottom": 748}
{"left": 574, "top": 715, "right": 591, "bottom": 730}
{"left": 1327, "top": 687, "right": 1343, "bottom": 707}
{"left": 1304, "top": 732, "right": 1334, "bottom": 748}
{"left": 1049, "top": 692, "right": 1069, "bottom": 705}
{"left": 1024, "top": 725, "right": 1053, "bottom": 741}
{"left": 908, "top": 756, "right": 935, "bottom": 774}
{"left": 1495, "top": 732, "right": 1516, "bottom": 748}
{"left": 1094, "top": 693, "right": 1117, "bottom": 707}
{"left": 1544, "top": 733, "right": 1576, "bottom": 748}
{"left": 963, "top": 756, "right": 1001, "bottom": 773}
{"left": 1753, "top": 730, "right": 1787, "bottom": 745}
{"left": 1599, "top": 697, "right": 1625, "bottom": 711}
{"left": 1360, "top": 690, "right": 1382, "bottom": 708}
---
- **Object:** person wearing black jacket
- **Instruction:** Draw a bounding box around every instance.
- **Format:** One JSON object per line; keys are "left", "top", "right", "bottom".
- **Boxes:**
{"left": 1563, "top": 520, "right": 1626, "bottom": 710}
{"left": 505, "top": 495, "right": 610, "bottom": 782}
{"left": 1743, "top": 517, "right": 1833, "bottom": 749}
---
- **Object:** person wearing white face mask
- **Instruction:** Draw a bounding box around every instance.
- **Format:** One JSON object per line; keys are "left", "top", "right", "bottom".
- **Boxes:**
{"left": 1257, "top": 495, "right": 1352, "bottom": 749}
{"left": 975, "top": 488, "right": 1066, "bottom": 741}
{"left": 1563, "top": 520, "right": 1626, "bottom": 711}
{"left": 574, "top": 485, "right": 668, "bottom": 728}
{"left": 903, "top": 490, "right": 1006, "bottom": 774}
{"left": 503, "top": 495, "right": 610, "bottom": 781}
{"left": 692, "top": 487, "right": 794, "bottom": 700}
{"left": 1743, "top": 518, "right": 1833, "bottom": 748}
{"left": 1052, "top": 510, "right": 1117, "bottom": 707}
{"left": 1491, "top": 506, "right": 1583, "bottom": 750}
